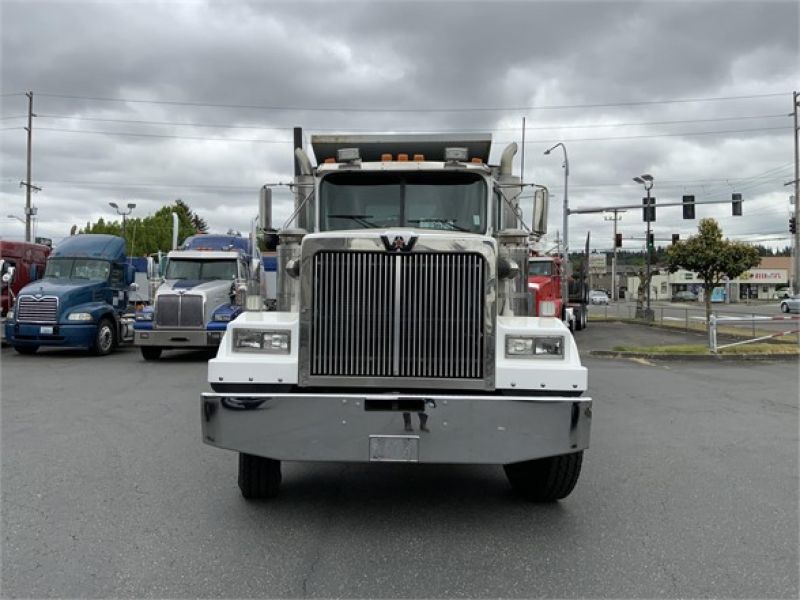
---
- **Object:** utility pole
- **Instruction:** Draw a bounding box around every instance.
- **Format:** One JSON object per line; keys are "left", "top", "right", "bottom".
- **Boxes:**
{"left": 793, "top": 91, "right": 799, "bottom": 294}
{"left": 19, "top": 91, "right": 41, "bottom": 242}
{"left": 604, "top": 209, "right": 626, "bottom": 301}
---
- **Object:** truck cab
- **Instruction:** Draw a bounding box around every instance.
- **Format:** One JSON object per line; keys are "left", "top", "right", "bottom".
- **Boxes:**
{"left": 134, "top": 234, "right": 259, "bottom": 360}
{"left": 4, "top": 234, "right": 136, "bottom": 355}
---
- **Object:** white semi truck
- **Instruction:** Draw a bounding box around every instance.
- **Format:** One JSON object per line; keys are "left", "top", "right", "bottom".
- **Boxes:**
{"left": 201, "top": 132, "right": 592, "bottom": 502}
{"left": 135, "top": 234, "right": 261, "bottom": 360}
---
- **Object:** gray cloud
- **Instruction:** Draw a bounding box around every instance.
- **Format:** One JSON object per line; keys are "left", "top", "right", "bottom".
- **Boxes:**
{"left": 1, "top": 0, "right": 797, "bottom": 250}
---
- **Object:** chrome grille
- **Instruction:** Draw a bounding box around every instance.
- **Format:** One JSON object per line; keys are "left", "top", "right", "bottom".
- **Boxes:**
{"left": 311, "top": 252, "right": 484, "bottom": 379}
{"left": 17, "top": 296, "right": 59, "bottom": 323}
{"left": 155, "top": 294, "right": 204, "bottom": 328}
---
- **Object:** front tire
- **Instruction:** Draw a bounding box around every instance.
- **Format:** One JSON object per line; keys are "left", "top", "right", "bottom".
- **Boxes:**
{"left": 504, "top": 451, "right": 583, "bottom": 502}
{"left": 141, "top": 347, "right": 163, "bottom": 361}
{"left": 90, "top": 318, "right": 116, "bottom": 356}
{"left": 781, "top": 302, "right": 790, "bottom": 313}
{"left": 238, "top": 453, "right": 281, "bottom": 499}
{"left": 13, "top": 345, "right": 38, "bottom": 355}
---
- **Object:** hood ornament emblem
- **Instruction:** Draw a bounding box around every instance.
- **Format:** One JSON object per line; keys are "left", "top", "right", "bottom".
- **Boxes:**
{"left": 381, "top": 230, "right": 417, "bottom": 253}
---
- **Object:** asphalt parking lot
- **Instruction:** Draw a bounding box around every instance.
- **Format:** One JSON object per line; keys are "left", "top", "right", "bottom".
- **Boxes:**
{"left": 1, "top": 323, "right": 798, "bottom": 598}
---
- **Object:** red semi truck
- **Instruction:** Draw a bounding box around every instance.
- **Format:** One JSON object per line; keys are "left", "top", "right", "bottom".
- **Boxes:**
{"left": 1, "top": 240, "right": 51, "bottom": 342}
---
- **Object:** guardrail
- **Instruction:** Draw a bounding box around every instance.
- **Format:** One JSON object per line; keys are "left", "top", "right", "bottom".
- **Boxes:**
{"left": 708, "top": 314, "right": 800, "bottom": 353}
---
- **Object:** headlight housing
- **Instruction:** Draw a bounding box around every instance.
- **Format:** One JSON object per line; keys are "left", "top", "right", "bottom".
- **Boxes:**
{"left": 67, "top": 312, "right": 94, "bottom": 322}
{"left": 6, "top": 309, "right": 13, "bottom": 320}
{"left": 233, "top": 329, "right": 290, "bottom": 354}
{"left": 136, "top": 311, "right": 154, "bottom": 321}
{"left": 505, "top": 335, "right": 564, "bottom": 358}
{"left": 213, "top": 312, "right": 232, "bottom": 322}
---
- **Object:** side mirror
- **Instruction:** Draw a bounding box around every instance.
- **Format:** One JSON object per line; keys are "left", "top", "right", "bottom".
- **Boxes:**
{"left": 3, "top": 266, "right": 15, "bottom": 284}
{"left": 125, "top": 264, "right": 136, "bottom": 285}
{"left": 532, "top": 187, "right": 549, "bottom": 235}
{"left": 1, "top": 273, "right": 11, "bottom": 284}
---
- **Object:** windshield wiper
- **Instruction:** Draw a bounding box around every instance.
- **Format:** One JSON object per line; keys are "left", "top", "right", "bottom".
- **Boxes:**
{"left": 408, "top": 218, "right": 468, "bottom": 232}
{"left": 328, "top": 214, "right": 377, "bottom": 228}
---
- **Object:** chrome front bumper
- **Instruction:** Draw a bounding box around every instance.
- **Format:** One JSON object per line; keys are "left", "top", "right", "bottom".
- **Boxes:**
{"left": 201, "top": 392, "right": 591, "bottom": 464}
{"left": 136, "top": 329, "right": 222, "bottom": 348}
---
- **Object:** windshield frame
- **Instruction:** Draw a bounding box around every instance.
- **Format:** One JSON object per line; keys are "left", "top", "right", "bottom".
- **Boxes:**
{"left": 43, "top": 258, "right": 112, "bottom": 281}
{"left": 164, "top": 258, "right": 239, "bottom": 281}
{"left": 317, "top": 170, "right": 489, "bottom": 234}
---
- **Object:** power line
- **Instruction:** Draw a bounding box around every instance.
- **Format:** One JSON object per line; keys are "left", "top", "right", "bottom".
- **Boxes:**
{"left": 34, "top": 125, "right": 790, "bottom": 145}
{"left": 36, "top": 91, "right": 790, "bottom": 113}
{"left": 27, "top": 112, "right": 789, "bottom": 132}
{"left": 0, "top": 115, "right": 26, "bottom": 120}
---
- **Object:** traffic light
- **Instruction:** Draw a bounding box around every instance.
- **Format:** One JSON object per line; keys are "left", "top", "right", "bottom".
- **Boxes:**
{"left": 682, "top": 195, "right": 695, "bottom": 219}
{"left": 732, "top": 193, "right": 742, "bottom": 216}
{"left": 642, "top": 197, "right": 656, "bottom": 222}
{"left": 647, "top": 232, "right": 655, "bottom": 247}
{"left": 672, "top": 233, "right": 680, "bottom": 244}
{"left": 615, "top": 233, "right": 622, "bottom": 248}
{"left": 791, "top": 217, "right": 797, "bottom": 234}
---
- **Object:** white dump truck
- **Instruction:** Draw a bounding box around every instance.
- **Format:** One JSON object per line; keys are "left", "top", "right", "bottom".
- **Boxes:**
{"left": 135, "top": 234, "right": 261, "bottom": 360}
{"left": 201, "top": 131, "right": 591, "bottom": 502}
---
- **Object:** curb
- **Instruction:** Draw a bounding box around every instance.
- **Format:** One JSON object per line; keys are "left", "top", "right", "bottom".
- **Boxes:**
{"left": 590, "top": 350, "right": 800, "bottom": 361}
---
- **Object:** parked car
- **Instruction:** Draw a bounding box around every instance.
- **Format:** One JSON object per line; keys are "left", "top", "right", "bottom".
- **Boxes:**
{"left": 774, "top": 287, "right": 793, "bottom": 299}
{"left": 589, "top": 290, "right": 610, "bottom": 305}
{"left": 672, "top": 290, "right": 698, "bottom": 302}
{"left": 780, "top": 294, "right": 800, "bottom": 313}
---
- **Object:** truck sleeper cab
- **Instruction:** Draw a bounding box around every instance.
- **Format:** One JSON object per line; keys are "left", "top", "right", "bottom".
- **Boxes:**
{"left": 202, "top": 133, "right": 592, "bottom": 502}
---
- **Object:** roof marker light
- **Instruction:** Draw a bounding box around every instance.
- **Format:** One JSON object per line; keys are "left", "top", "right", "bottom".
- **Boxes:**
{"left": 397, "top": 153, "right": 409, "bottom": 161}
{"left": 471, "top": 157, "right": 483, "bottom": 164}
{"left": 381, "top": 153, "right": 393, "bottom": 162}
{"left": 324, "top": 158, "right": 336, "bottom": 164}
{"left": 413, "top": 154, "right": 425, "bottom": 161}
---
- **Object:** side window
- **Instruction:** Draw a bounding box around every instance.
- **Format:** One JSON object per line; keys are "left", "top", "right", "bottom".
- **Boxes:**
{"left": 110, "top": 265, "right": 125, "bottom": 288}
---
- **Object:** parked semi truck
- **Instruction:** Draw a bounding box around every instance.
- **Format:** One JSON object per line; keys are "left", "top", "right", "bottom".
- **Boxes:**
{"left": 1, "top": 240, "right": 52, "bottom": 344}
{"left": 201, "top": 131, "right": 592, "bottom": 502}
{"left": 528, "top": 240, "right": 590, "bottom": 332}
{"left": 134, "top": 234, "right": 261, "bottom": 360}
{"left": 4, "top": 234, "right": 137, "bottom": 355}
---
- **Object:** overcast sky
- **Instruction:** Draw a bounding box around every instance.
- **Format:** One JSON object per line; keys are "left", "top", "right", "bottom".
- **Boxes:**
{"left": 1, "top": 0, "right": 798, "bottom": 253}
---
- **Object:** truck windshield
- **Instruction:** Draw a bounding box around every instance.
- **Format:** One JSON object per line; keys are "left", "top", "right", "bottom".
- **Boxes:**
{"left": 165, "top": 259, "right": 237, "bottom": 280}
{"left": 319, "top": 171, "right": 487, "bottom": 233}
{"left": 528, "top": 261, "right": 553, "bottom": 276}
{"left": 44, "top": 258, "right": 111, "bottom": 281}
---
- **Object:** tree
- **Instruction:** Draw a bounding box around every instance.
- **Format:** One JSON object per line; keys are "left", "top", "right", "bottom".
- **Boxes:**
{"left": 666, "top": 218, "right": 760, "bottom": 323}
{"left": 81, "top": 200, "right": 208, "bottom": 255}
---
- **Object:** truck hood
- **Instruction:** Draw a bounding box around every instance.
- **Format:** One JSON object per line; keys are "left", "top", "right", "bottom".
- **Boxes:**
{"left": 157, "top": 279, "right": 234, "bottom": 296}
{"left": 16, "top": 278, "right": 109, "bottom": 307}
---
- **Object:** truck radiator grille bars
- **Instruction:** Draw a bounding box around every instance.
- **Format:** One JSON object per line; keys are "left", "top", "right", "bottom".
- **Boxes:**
{"left": 155, "top": 295, "right": 204, "bottom": 328}
{"left": 17, "top": 296, "right": 59, "bottom": 323}
{"left": 311, "top": 252, "right": 485, "bottom": 379}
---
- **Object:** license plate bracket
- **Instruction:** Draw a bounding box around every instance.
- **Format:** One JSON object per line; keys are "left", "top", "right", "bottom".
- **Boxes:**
{"left": 369, "top": 435, "right": 419, "bottom": 463}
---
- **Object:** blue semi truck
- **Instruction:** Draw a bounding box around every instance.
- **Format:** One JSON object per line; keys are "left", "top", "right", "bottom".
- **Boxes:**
{"left": 4, "top": 234, "right": 137, "bottom": 355}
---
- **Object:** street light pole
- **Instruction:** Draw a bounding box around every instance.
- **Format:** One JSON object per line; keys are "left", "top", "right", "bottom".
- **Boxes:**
{"left": 633, "top": 174, "right": 654, "bottom": 319}
{"left": 109, "top": 202, "right": 136, "bottom": 241}
{"left": 544, "top": 143, "right": 569, "bottom": 320}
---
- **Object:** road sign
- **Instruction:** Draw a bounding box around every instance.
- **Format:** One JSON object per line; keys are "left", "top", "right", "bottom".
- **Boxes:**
{"left": 588, "top": 253, "right": 607, "bottom": 274}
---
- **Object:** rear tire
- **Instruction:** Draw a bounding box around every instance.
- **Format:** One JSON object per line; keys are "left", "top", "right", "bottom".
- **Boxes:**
{"left": 238, "top": 453, "right": 282, "bottom": 499}
{"left": 504, "top": 451, "right": 583, "bottom": 502}
{"left": 90, "top": 318, "right": 116, "bottom": 356}
{"left": 13, "top": 345, "right": 38, "bottom": 355}
{"left": 141, "top": 347, "right": 163, "bottom": 361}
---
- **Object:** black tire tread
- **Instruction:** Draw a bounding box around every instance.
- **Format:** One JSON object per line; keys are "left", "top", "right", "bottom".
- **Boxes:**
{"left": 238, "top": 453, "right": 281, "bottom": 499}
{"left": 504, "top": 451, "right": 583, "bottom": 502}
{"left": 141, "top": 346, "right": 162, "bottom": 361}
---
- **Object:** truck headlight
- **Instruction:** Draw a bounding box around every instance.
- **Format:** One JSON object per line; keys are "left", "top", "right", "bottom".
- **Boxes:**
{"left": 67, "top": 312, "right": 94, "bottom": 322}
{"left": 136, "top": 311, "right": 154, "bottom": 321}
{"left": 213, "top": 313, "right": 232, "bottom": 322}
{"left": 6, "top": 310, "right": 13, "bottom": 320}
{"left": 233, "top": 329, "right": 290, "bottom": 354}
{"left": 505, "top": 335, "right": 564, "bottom": 358}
